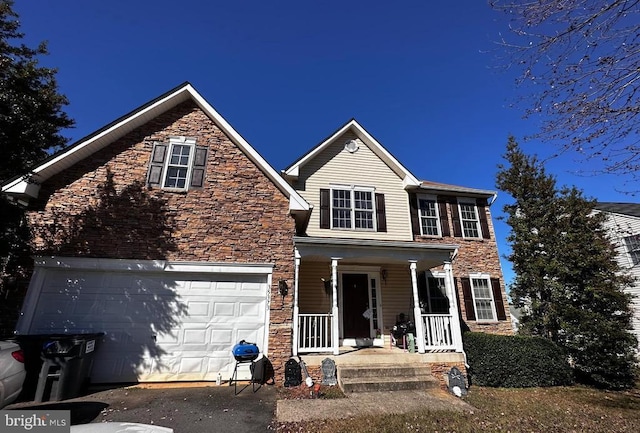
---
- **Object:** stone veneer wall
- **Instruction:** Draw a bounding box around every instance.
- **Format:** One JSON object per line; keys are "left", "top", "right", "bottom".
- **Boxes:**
{"left": 414, "top": 200, "right": 513, "bottom": 335}
{"left": 26, "top": 100, "right": 296, "bottom": 383}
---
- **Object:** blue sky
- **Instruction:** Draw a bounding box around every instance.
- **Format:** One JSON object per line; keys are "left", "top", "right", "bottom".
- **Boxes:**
{"left": 14, "top": 1, "right": 630, "bottom": 288}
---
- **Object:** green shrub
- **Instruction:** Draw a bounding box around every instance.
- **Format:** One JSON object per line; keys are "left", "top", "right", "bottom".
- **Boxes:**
{"left": 463, "top": 332, "right": 574, "bottom": 388}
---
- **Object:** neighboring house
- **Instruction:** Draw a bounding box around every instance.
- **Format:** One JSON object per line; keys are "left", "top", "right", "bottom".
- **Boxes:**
{"left": 1, "top": 83, "right": 511, "bottom": 386}
{"left": 593, "top": 202, "right": 640, "bottom": 351}
{"left": 509, "top": 304, "right": 521, "bottom": 333}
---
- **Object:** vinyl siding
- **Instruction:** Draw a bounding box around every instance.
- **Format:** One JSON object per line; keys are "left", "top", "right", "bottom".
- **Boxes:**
{"left": 298, "top": 261, "right": 332, "bottom": 314}
{"left": 597, "top": 210, "right": 640, "bottom": 348}
{"left": 294, "top": 132, "right": 413, "bottom": 240}
{"left": 377, "top": 264, "right": 415, "bottom": 335}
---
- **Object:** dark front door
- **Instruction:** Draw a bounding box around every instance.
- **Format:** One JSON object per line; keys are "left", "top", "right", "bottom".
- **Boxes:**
{"left": 342, "top": 273, "right": 370, "bottom": 338}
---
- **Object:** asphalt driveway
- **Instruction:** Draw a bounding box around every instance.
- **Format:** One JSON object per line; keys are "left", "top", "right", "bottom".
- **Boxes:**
{"left": 6, "top": 383, "right": 277, "bottom": 433}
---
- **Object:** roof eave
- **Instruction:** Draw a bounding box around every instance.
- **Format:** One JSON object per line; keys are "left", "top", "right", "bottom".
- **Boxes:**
{"left": 418, "top": 183, "right": 496, "bottom": 199}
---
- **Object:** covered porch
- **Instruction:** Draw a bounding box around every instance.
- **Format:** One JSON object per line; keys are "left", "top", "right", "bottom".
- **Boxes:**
{"left": 292, "top": 237, "right": 464, "bottom": 356}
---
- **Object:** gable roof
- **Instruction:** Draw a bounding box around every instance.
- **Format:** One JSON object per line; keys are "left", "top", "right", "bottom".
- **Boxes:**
{"left": 595, "top": 202, "right": 640, "bottom": 218}
{"left": 283, "top": 119, "right": 421, "bottom": 188}
{"left": 1, "top": 82, "right": 310, "bottom": 212}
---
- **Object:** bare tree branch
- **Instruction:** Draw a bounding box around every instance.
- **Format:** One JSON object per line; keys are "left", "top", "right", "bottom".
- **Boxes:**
{"left": 491, "top": 0, "right": 640, "bottom": 186}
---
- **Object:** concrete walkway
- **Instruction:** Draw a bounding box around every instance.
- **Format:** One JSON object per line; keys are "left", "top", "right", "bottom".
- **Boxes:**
{"left": 276, "top": 389, "right": 474, "bottom": 423}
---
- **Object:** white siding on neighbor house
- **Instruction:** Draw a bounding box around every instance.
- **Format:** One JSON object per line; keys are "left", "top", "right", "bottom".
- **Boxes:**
{"left": 294, "top": 132, "right": 413, "bottom": 241}
{"left": 598, "top": 210, "right": 640, "bottom": 349}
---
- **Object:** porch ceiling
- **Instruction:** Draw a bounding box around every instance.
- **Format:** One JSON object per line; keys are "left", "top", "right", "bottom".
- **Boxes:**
{"left": 293, "top": 236, "right": 458, "bottom": 270}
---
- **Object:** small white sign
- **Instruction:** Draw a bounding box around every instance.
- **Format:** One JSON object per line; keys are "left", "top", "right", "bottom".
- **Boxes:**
{"left": 86, "top": 340, "right": 95, "bottom": 354}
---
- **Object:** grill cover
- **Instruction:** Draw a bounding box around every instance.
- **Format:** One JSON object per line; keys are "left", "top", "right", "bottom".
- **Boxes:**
{"left": 232, "top": 340, "right": 259, "bottom": 361}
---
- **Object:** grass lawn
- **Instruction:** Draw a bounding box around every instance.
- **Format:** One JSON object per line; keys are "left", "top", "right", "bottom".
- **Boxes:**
{"left": 274, "top": 385, "right": 640, "bottom": 432}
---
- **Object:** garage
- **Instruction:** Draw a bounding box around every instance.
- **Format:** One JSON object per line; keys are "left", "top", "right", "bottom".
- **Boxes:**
{"left": 17, "top": 257, "right": 272, "bottom": 383}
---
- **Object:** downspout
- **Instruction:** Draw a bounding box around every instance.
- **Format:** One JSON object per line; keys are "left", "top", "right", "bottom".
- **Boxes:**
{"left": 488, "top": 193, "right": 498, "bottom": 207}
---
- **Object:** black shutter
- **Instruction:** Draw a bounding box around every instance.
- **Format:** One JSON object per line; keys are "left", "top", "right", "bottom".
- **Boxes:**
{"left": 491, "top": 278, "right": 507, "bottom": 321}
{"left": 409, "top": 193, "right": 420, "bottom": 236}
{"left": 477, "top": 198, "right": 491, "bottom": 239}
{"left": 147, "top": 143, "right": 167, "bottom": 187}
{"left": 375, "top": 193, "right": 387, "bottom": 232}
{"left": 461, "top": 277, "right": 476, "bottom": 320}
{"left": 320, "top": 189, "right": 330, "bottom": 229}
{"left": 437, "top": 197, "right": 450, "bottom": 237}
{"left": 190, "top": 146, "right": 208, "bottom": 188}
{"left": 451, "top": 199, "right": 463, "bottom": 237}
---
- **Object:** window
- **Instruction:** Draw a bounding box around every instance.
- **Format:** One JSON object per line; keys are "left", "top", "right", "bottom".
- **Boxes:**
{"left": 164, "top": 143, "right": 192, "bottom": 189}
{"left": 147, "top": 137, "right": 208, "bottom": 191}
{"left": 459, "top": 201, "right": 480, "bottom": 238}
{"left": 332, "top": 189, "right": 352, "bottom": 228}
{"left": 419, "top": 273, "right": 449, "bottom": 314}
{"left": 418, "top": 195, "right": 440, "bottom": 236}
{"left": 624, "top": 234, "right": 640, "bottom": 265}
{"left": 331, "top": 187, "right": 375, "bottom": 230}
{"left": 470, "top": 276, "right": 496, "bottom": 321}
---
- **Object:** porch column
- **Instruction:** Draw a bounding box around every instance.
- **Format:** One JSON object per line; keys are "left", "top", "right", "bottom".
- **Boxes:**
{"left": 410, "top": 261, "right": 426, "bottom": 354}
{"left": 331, "top": 257, "right": 340, "bottom": 355}
{"left": 292, "top": 249, "right": 301, "bottom": 356}
{"left": 444, "top": 260, "right": 464, "bottom": 352}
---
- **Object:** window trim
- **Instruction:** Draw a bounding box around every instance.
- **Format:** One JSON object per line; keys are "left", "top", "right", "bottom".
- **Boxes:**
{"left": 417, "top": 194, "right": 442, "bottom": 237}
{"left": 469, "top": 273, "right": 497, "bottom": 322}
{"left": 457, "top": 199, "right": 481, "bottom": 239}
{"left": 161, "top": 137, "right": 196, "bottom": 191}
{"left": 330, "top": 185, "right": 377, "bottom": 231}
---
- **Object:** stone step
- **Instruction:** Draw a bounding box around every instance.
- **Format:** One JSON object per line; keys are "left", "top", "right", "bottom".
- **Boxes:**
{"left": 339, "top": 374, "right": 439, "bottom": 393}
{"left": 338, "top": 364, "right": 431, "bottom": 379}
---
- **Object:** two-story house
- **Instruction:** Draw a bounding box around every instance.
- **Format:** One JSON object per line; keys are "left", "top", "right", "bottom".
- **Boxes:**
{"left": 1, "top": 83, "right": 510, "bottom": 387}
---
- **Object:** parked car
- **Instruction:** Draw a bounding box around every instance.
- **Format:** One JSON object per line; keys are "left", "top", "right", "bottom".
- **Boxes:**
{"left": 0, "top": 340, "right": 26, "bottom": 408}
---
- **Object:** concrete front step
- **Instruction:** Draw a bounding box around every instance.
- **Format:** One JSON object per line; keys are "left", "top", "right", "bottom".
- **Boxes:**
{"left": 339, "top": 374, "right": 439, "bottom": 393}
{"left": 338, "top": 364, "right": 438, "bottom": 393}
{"left": 338, "top": 363, "right": 431, "bottom": 379}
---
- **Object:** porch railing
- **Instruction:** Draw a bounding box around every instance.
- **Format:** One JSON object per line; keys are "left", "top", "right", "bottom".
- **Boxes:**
{"left": 422, "top": 314, "right": 455, "bottom": 350}
{"left": 298, "top": 313, "right": 333, "bottom": 353}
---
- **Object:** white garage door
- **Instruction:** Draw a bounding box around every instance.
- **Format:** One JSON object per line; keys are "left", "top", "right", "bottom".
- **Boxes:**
{"left": 19, "top": 258, "right": 272, "bottom": 383}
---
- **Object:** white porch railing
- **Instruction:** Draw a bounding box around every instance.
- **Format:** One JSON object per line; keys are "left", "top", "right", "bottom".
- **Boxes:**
{"left": 422, "top": 314, "right": 455, "bottom": 350}
{"left": 298, "top": 313, "right": 333, "bottom": 353}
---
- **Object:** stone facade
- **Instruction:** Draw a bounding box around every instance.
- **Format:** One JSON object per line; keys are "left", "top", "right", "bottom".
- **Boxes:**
{"left": 415, "top": 199, "right": 513, "bottom": 335}
{"left": 25, "top": 100, "right": 297, "bottom": 382}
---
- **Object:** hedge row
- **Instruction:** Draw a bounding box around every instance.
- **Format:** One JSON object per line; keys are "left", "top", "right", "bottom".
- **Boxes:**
{"left": 463, "top": 332, "right": 574, "bottom": 388}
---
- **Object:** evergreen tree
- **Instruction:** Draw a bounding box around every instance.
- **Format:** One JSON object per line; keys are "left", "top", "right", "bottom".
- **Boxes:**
{"left": 496, "top": 137, "right": 637, "bottom": 389}
{"left": 0, "top": 0, "right": 73, "bottom": 335}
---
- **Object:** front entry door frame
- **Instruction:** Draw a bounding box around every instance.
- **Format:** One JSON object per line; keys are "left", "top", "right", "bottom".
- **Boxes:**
{"left": 338, "top": 266, "right": 383, "bottom": 347}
